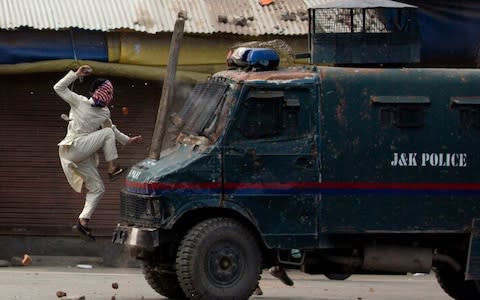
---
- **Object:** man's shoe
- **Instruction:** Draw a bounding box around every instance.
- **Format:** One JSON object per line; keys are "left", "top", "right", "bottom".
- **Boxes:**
{"left": 72, "top": 221, "right": 96, "bottom": 242}
{"left": 108, "top": 167, "right": 125, "bottom": 181}
{"left": 269, "top": 266, "right": 294, "bottom": 286}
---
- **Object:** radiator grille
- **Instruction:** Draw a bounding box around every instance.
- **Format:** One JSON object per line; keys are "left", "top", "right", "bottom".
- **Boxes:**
{"left": 120, "top": 190, "right": 164, "bottom": 227}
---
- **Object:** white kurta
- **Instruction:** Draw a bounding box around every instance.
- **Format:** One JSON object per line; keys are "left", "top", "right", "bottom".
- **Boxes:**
{"left": 54, "top": 71, "right": 130, "bottom": 219}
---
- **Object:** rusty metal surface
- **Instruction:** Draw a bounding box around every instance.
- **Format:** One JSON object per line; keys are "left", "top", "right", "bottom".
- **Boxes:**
{"left": 214, "top": 68, "right": 317, "bottom": 82}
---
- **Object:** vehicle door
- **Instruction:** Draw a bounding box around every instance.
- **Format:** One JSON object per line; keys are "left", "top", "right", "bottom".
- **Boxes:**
{"left": 222, "top": 84, "right": 320, "bottom": 248}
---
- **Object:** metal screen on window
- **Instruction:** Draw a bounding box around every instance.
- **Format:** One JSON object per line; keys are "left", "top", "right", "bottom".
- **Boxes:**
{"left": 314, "top": 8, "right": 389, "bottom": 33}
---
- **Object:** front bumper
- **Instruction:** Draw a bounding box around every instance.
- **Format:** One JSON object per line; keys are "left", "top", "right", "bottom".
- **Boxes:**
{"left": 112, "top": 225, "right": 160, "bottom": 248}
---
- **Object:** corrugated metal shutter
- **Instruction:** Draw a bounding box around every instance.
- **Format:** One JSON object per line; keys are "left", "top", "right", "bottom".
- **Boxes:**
{"left": 0, "top": 73, "right": 172, "bottom": 237}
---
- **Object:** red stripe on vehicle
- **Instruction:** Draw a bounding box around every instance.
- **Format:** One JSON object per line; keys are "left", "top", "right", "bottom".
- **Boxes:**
{"left": 125, "top": 181, "right": 480, "bottom": 191}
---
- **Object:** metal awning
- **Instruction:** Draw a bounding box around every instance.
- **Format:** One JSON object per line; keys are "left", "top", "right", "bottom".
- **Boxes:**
{"left": 303, "top": 0, "right": 416, "bottom": 9}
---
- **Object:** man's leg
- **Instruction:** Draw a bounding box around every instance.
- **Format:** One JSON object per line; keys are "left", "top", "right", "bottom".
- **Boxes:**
{"left": 67, "top": 128, "right": 117, "bottom": 161}
{"left": 69, "top": 156, "right": 105, "bottom": 242}
{"left": 94, "top": 128, "right": 124, "bottom": 175}
{"left": 75, "top": 156, "right": 105, "bottom": 222}
{"left": 64, "top": 128, "right": 121, "bottom": 175}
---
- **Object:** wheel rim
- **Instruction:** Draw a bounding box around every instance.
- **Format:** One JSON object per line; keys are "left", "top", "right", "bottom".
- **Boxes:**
{"left": 207, "top": 242, "right": 245, "bottom": 287}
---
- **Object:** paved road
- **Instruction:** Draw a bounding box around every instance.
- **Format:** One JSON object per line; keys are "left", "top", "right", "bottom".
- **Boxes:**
{"left": 0, "top": 266, "right": 452, "bottom": 300}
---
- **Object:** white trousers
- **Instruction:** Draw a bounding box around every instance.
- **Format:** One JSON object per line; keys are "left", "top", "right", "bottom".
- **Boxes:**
{"left": 60, "top": 128, "right": 118, "bottom": 220}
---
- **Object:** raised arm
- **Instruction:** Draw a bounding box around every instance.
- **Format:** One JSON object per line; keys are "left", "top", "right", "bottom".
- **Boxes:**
{"left": 112, "top": 124, "right": 143, "bottom": 146}
{"left": 53, "top": 65, "right": 92, "bottom": 106}
{"left": 102, "top": 118, "right": 143, "bottom": 146}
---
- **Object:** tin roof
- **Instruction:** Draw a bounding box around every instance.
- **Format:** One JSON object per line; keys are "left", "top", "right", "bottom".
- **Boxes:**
{"left": 0, "top": 0, "right": 308, "bottom": 35}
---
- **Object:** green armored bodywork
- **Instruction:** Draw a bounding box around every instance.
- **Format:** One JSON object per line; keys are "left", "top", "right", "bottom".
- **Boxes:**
{"left": 319, "top": 67, "right": 480, "bottom": 233}
{"left": 114, "top": 65, "right": 480, "bottom": 300}
{"left": 123, "top": 66, "right": 480, "bottom": 237}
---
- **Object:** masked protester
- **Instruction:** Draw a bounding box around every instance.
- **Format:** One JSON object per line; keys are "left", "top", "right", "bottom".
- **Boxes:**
{"left": 54, "top": 65, "right": 142, "bottom": 241}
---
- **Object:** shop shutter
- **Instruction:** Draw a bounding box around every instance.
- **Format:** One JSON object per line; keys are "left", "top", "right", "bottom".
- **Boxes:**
{"left": 0, "top": 73, "right": 169, "bottom": 237}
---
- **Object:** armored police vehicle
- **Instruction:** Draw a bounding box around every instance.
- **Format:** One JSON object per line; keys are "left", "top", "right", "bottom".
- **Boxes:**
{"left": 113, "top": 1, "right": 480, "bottom": 299}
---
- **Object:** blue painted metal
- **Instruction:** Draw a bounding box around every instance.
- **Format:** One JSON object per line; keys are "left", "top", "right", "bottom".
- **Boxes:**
{"left": 0, "top": 29, "right": 108, "bottom": 64}
{"left": 246, "top": 48, "right": 280, "bottom": 70}
{"left": 410, "top": 0, "right": 480, "bottom": 66}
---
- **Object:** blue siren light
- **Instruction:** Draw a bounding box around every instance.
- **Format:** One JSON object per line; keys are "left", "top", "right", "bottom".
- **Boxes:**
{"left": 227, "top": 47, "right": 280, "bottom": 71}
{"left": 246, "top": 48, "right": 280, "bottom": 70}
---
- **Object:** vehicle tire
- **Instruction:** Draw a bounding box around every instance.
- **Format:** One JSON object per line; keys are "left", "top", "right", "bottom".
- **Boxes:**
{"left": 176, "top": 218, "right": 262, "bottom": 300}
{"left": 142, "top": 261, "right": 186, "bottom": 299}
{"left": 434, "top": 266, "right": 480, "bottom": 300}
{"left": 324, "top": 273, "right": 351, "bottom": 280}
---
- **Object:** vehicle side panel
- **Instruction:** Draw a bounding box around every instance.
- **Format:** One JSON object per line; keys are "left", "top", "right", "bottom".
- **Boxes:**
{"left": 318, "top": 67, "right": 480, "bottom": 233}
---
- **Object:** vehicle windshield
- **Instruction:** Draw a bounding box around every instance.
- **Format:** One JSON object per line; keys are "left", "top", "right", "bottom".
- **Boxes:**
{"left": 171, "top": 80, "right": 231, "bottom": 146}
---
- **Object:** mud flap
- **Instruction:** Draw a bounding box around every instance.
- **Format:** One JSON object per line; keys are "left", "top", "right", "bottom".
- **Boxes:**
{"left": 466, "top": 218, "right": 480, "bottom": 280}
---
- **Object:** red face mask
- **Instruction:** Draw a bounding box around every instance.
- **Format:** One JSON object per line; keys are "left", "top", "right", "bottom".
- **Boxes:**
{"left": 92, "top": 81, "right": 113, "bottom": 107}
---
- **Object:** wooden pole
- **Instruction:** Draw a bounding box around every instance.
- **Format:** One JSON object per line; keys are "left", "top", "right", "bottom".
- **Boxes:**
{"left": 149, "top": 18, "right": 185, "bottom": 160}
